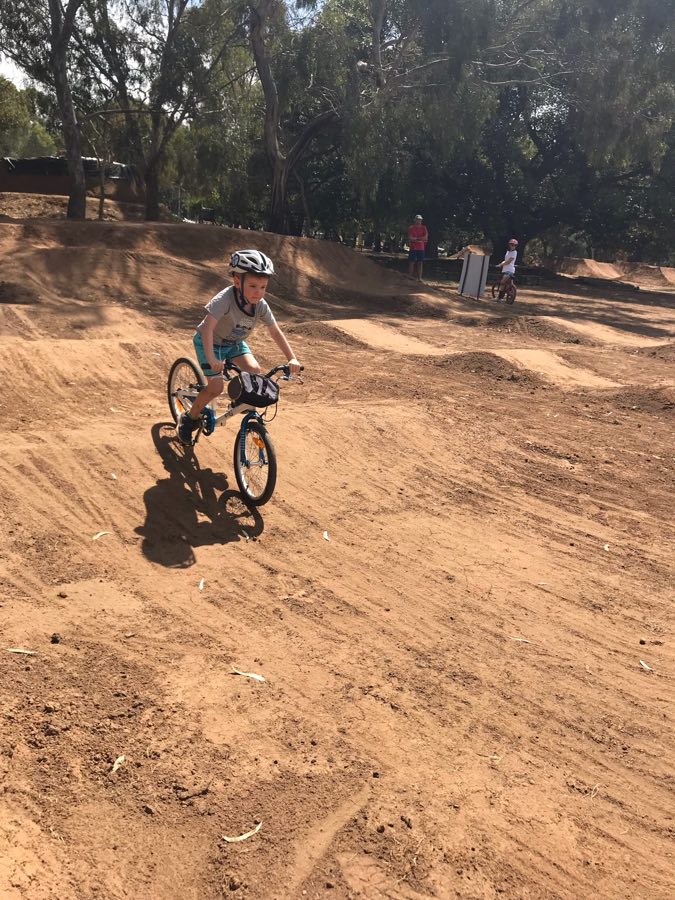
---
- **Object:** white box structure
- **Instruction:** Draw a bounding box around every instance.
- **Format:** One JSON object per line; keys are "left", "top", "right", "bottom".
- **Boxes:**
{"left": 459, "top": 252, "right": 490, "bottom": 299}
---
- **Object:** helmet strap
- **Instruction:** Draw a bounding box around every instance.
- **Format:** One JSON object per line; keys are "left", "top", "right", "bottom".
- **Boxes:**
{"left": 235, "top": 273, "right": 253, "bottom": 313}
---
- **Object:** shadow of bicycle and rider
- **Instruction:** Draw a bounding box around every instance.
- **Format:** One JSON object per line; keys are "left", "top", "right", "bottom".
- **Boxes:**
{"left": 136, "top": 423, "right": 265, "bottom": 568}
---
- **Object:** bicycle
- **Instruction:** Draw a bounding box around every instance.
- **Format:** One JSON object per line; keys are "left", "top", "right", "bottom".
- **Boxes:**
{"left": 167, "top": 357, "right": 302, "bottom": 505}
{"left": 490, "top": 269, "right": 517, "bottom": 304}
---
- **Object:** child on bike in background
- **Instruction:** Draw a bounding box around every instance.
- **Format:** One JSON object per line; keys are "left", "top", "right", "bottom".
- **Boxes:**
{"left": 496, "top": 238, "right": 518, "bottom": 298}
{"left": 177, "top": 249, "right": 302, "bottom": 445}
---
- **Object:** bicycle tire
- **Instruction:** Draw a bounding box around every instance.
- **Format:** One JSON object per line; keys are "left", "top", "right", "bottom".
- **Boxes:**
{"left": 167, "top": 357, "right": 206, "bottom": 423}
{"left": 233, "top": 419, "right": 277, "bottom": 506}
{"left": 506, "top": 281, "right": 517, "bottom": 304}
{"left": 490, "top": 277, "right": 501, "bottom": 299}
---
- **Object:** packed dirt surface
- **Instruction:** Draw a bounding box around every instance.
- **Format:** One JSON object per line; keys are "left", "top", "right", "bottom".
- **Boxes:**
{"left": 1, "top": 218, "right": 674, "bottom": 900}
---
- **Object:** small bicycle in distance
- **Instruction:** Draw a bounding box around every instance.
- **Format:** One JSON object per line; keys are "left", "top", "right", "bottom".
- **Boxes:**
{"left": 490, "top": 268, "right": 517, "bottom": 304}
{"left": 167, "top": 357, "right": 303, "bottom": 505}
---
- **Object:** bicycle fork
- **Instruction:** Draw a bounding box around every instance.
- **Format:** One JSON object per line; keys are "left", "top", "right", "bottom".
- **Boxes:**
{"left": 238, "top": 413, "right": 268, "bottom": 468}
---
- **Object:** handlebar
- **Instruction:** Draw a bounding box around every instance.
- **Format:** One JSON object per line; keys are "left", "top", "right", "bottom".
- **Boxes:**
{"left": 223, "top": 360, "right": 304, "bottom": 381}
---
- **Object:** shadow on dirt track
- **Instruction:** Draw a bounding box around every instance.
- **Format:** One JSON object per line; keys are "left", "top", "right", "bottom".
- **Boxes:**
{"left": 136, "top": 423, "right": 264, "bottom": 567}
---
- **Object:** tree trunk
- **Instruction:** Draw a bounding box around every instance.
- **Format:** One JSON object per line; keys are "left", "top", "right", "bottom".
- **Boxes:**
{"left": 486, "top": 231, "right": 503, "bottom": 262}
{"left": 425, "top": 227, "right": 437, "bottom": 259}
{"left": 250, "top": 2, "right": 337, "bottom": 234}
{"left": 268, "top": 159, "right": 289, "bottom": 233}
{"left": 295, "top": 172, "right": 311, "bottom": 236}
{"left": 51, "top": 50, "right": 86, "bottom": 219}
{"left": 98, "top": 158, "right": 105, "bottom": 220}
{"left": 144, "top": 154, "right": 162, "bottom": 222}
{"left": 48, "top": 0, "right": 86, "bottom": 219}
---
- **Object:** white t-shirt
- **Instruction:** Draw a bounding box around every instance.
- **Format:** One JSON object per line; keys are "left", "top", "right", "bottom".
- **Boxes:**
{"left": 197, "top": 285, "right": 276, "bottom": 344}
{"left": 502, "top": 249, "right": 517, "bottom": 275}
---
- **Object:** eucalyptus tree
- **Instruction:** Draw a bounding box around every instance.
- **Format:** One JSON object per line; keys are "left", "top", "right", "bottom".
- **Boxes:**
{"left": 346, "top": 0, "right": 674, "bottom": 260}
{"left": 0, "top": 0, "right": 88, "bottom": 217}
{"left": 0, "top": 76, "right": 57, "bottom": 156}
{"left": 464, "top": 0, "right": 675, "bottom": 257}
{"left": 247, "top": 0, "right": 351, "bottom": 232}
{"left": 163, "top": 59, "right": 266, "bottom": 225}
{"left": 78, "top": 0, "right": 252, "bottom": 220}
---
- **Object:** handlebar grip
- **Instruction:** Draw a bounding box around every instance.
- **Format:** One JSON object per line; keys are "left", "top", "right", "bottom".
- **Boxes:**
{"left": 224, "top": 359, "right": 242, "bottom": 376}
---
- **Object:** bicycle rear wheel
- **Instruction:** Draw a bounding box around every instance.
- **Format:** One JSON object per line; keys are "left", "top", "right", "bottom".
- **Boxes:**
{"left": 505, "top": 281, "right": 517, "bottom": 304}
{"left": 167, "top": 357, "right": 206, "bottom": 423}
{"left": 233, "top": 419, "right": 277, "bottom": 505}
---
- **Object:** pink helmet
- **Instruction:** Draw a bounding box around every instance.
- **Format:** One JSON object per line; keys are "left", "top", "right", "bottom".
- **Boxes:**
{"left": 508, "top": 238, "right": 518, "bottom": 246}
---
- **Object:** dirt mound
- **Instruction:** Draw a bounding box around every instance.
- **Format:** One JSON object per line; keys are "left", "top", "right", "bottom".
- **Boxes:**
{"left": 635, "top": 341, "right": 675, "bottom": 362}
{"left": 0, "top": 220, "right": 432, "bottom": 322}
{"left": 448, "top": 243, "right": 489, "bottom": 259}
{"left": 608, "top": 386, "right": 675, "bottom": 415}
{"left": 558, "top": 257, "right": 675, "bottom": 291}
{"left": 559, "top": 257, "right": 622, "bottom": 280}
{"left": 616, "top": 261, "right": 675, "bottom": 288}
{"left": 486, "top": 315, "right": 591, "bottom": 344}
{"left": 430, "top": 350, "right": 540, "bottom": 383}
{"left": 0, "top": 191, "right": 161, "bottom": 222}
{"left": 0, "top": 280, "right": 41, "bottom": 305}
{"left": 284, "top": 320, "right": 370, "bottom": 348}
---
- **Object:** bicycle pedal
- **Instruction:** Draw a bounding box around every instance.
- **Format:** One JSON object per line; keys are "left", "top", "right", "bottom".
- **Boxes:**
{"left": 202, "top": 408, "right": 216, "bottom": 436}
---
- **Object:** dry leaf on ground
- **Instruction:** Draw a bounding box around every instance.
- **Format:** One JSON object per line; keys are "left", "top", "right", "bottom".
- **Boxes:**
{"left": 231, "top": 667, "right": 266, "bottom": 683}
{"left": 222, "top": 822, "right": 263, "bottom": 843}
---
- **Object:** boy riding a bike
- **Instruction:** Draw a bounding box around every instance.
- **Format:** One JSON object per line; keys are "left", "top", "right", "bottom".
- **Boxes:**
{"left": 496, "top": 238, "right": 518, "bottom": 299}
{"left": 177, "top": 249, "right": 302, "bottom": 445}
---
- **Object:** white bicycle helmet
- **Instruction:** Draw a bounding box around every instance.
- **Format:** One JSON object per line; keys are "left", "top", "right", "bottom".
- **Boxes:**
{"left": 230, "top": 249, "right": 275, "bottom": 276}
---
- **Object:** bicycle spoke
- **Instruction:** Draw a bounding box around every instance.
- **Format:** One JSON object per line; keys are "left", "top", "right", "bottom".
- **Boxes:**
{"left": 234, "top": 422, "right": 277, "bottom": 504}
{"left": 240, "top": 431, "right": 267, "bottom": 496}
{"left": 169, "top": 361, "right": 202, "bottom": 418}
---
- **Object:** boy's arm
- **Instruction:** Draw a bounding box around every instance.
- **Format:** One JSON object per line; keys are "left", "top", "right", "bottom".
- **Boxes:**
{"left": 200, "top": 314, "right": 224, "bottom": 373}
{"left": 422, "top": 226, "right": 428, "bottom": 244}
{"left": 267, "top": 322, "right": 302, "bottom": 373}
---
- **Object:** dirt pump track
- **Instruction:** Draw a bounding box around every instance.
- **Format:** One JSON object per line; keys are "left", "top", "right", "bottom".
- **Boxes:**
{"left": 1, "top": 217, "right": 674, "bottom": 900}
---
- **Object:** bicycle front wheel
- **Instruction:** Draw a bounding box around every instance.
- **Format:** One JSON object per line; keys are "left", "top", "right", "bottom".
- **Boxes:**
{"left": 491, "top": 277, "right": 501, "bottom": 299}
{"left": 167, "top": 357, "right": 206, "bottom": 423}
{"left": 233, "top": 420, "right": 277, "bottom": 505}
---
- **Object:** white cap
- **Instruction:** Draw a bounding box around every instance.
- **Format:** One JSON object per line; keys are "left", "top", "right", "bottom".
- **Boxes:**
{"left": 415, "top": 214, "right": 423, "bottom": 220}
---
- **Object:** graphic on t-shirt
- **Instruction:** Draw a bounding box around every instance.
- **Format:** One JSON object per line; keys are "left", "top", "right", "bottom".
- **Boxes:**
{"left": 198, "top": 285, "right": 276, "bottom": 344}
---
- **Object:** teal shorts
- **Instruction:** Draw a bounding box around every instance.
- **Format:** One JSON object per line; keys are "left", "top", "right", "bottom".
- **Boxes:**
{"left": 193, "top": 332, "right": 251, "bottom": 377}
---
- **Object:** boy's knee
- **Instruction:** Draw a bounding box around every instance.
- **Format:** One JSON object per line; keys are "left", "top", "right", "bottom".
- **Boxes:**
{"left": 205, "top": 378, "right": 225, "bottom": 397}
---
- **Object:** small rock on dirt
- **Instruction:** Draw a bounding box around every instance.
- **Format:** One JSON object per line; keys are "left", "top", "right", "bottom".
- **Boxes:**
{"left": 50, "top": 633, "right": 61, "bottom": 644}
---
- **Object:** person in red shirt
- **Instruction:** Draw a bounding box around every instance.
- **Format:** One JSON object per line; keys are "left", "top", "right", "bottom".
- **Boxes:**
{"left": 407, "top": 214, "right": 428, "bottom": 281}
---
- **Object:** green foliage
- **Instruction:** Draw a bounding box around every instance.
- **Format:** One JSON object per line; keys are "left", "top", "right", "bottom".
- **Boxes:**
{"left": 0, "top": 76, "right": 58, "bottom": 155}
